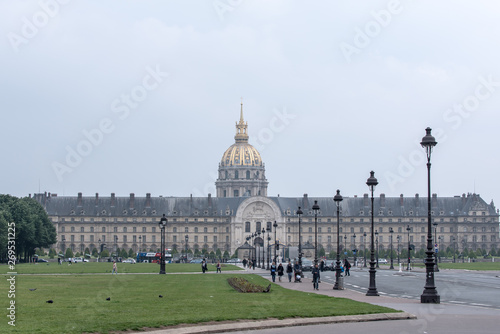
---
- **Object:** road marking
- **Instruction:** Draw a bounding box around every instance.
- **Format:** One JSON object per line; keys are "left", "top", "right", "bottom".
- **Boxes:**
{"left": 450, "top": 301, "right": 466, "bottom": 304}
{"left": 471, "top": 303, "right": 491, "bottom": 307}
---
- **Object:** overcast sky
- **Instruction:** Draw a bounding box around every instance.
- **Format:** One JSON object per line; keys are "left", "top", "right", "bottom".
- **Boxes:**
{"left": 1, "top": 0, "right": 499, "bottom": 205}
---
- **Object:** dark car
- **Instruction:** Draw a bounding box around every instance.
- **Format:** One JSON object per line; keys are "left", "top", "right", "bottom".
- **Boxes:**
{"left": 37, "top": 258, "right": 49, "bottom": 263}
{"left": 300, "top": 259, "right": 313, "bottom": 271}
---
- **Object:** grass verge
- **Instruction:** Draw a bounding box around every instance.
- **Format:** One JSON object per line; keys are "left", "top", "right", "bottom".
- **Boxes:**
{"left": 0, "top": 262, "right": 242, "bottom": 274}
{"left": 1, "top": 274, "right": 398, "bottom": 333}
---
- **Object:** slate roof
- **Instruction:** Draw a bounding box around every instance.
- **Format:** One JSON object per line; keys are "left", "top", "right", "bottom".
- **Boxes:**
{"left": 33, "top": 192, "right": 497, "bottom": 219}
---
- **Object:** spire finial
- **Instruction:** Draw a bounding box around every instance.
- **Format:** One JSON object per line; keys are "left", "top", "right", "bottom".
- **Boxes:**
{"left": 235, "top": 99, "right": 249, "bottom": 143}
{"left": 240, "top": 97, "right": 244, "bottom": 122}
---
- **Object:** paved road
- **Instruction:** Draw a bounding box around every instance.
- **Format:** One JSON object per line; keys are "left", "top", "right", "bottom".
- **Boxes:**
{"left": 228, "top": 265, "right": 500, "bottom": 334}
{"left": 320, "top": 265, "right": 500, "bottom": 309}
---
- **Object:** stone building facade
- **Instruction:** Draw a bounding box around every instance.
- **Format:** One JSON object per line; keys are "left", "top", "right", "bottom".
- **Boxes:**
{"left": 33, "top": 105, "right": 500, "bottom": 257}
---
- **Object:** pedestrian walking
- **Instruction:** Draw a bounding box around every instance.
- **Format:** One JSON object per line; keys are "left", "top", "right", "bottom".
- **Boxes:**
{"left": 320, "top": 260, "right": 325, "bottom": 272}
{"left": 202, "top": 259, "right": 208, "bottom": 273}
{"left": 112, "top": 261, "right": 118, "bottom": 275}
{"left": 242, "top": 258, "right": 247, "bottom": 268}
{"left": 277, "top": 263, "right": 284, "bottom": 282}
{"left": 312, "top": 264, "right": 320, "bottom": 290}
{"left": 286, "top": 261, "right": 293, "bottom": 282}
{"left": 270, "top": 262, "right": 277, "bottom": 282}
{"left": 216, "top": 261, "right": 222, "bottom": 273}
{"left": 344, "top": 258, "right": 351, "bottom": 276}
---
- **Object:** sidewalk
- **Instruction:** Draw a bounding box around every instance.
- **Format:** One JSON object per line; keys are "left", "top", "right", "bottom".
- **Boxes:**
{"left": 149, "top": 265, "right": 416, "bottom": 334}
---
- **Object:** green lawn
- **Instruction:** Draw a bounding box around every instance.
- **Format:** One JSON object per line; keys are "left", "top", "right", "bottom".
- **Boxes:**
{"left": 411, "top": 261, "right": 500, "bottom": 271}
{"left": 1, "top": 274, "right": 398, "bottom": 334}
{"left": 0, "top": 262, "right": 242, "bottom": 275}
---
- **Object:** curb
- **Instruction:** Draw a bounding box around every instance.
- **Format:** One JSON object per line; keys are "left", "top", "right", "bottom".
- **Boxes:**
{"left": 150, "top": 312, "right": 416, "bottom": 334}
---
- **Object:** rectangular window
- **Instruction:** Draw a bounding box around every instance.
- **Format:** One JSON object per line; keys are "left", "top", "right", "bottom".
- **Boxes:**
{"left": 142, "top": 227, "right": 146, "bottom": 233}
{"left": 195, "top": 236, "right": 198, "bottom": 242}
{"left": 173, "top": 236, "right": 177, "bottom": 242}
{"left": 152, "top": 236, "right": 156, "bottom": 243}
{"left": 80, "top": 235, "right": 84, "bottom": 242}
{"left": 102, "top": 235, "right": 105, "bottom": 242}
{"left": 90, "top": 235, "right": 94, "bottom": 242}
{"left": 114, "top": 227, "right": 117, "bottom": 233}
{"left": 204, "top": 236, "right": 208, "bottom": 242}
{"left": 152, "top": 227, "right": 156, "bottom": 233}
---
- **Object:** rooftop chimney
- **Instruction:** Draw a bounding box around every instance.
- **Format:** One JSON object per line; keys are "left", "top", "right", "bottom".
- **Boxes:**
{"left": 111, "top": 193, "right": 116, "bottom": 206}
{"left": 146, "top": 193, "right": 151, "bottom": 207}
{"left": 129, "top": 193, "right": 135, "bottom": 209}
{"left": 77, "top": 192, "right": 82, "bottom": 206}
{"left": 380, "top": 193, "right": 386, "bottom": 207}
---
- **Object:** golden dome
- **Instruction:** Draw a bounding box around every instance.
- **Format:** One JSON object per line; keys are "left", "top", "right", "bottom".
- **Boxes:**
{"left": 221, "top": 143, "right": 262, "bottom": 167}
{"left": 220, "top": 102, "right": 263, "bottom": 167}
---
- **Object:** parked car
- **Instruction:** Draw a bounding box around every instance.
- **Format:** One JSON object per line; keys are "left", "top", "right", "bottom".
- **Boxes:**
{"left": 37, "top": 258, "right": 49, "bottom": 263}
{"left": 301, "top": 259, "right": 313, "bottom": 271}
{"left": 378, "top": 258, "right": 388, "bottom": 264}
{"left": 73, "top": 257, "right": 89, "bottom": 263}
{"left": 324, "top": 260, "right": 335, "bottom": 271}
{"left": 227, "top": 258, "right": 241, "bottom": 263}
{"left": 122, "top": 258, "right": 136, "bottom": 264}
{"left": 190, "top": 259, "right": 203, "bottom": 263}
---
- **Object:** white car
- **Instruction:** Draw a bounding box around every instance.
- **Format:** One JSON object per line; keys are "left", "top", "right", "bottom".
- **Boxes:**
{"left": 378, "top": 258, "right": 388, "bottom": 264}
{"left": 73, "top": 257, "right": 89, "bottom": 263}
{"left": 122, "top": 258, "right": 136, "bottom": 264}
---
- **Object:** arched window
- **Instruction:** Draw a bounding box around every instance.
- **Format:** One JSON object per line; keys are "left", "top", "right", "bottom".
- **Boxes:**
{"left": 245, "top": 222, "right": 250, "bottom": 232}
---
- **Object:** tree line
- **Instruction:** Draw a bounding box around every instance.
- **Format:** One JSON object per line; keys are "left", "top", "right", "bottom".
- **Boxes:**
{"left": 0, "top": 194, "right": 57, "bottom": 262}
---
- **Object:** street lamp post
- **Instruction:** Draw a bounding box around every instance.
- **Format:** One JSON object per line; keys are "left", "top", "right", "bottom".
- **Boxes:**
{"left": 273, "top": 221, "right": 278, "bottom": 263}
{"left": 159, "top": 214, "right": 167, "bottom": 274}
{"left": 397, "top": 235, "right": 401, "bottom": 264}
{"left": 366, "top": 171, "right": 379, "bottom": 296}
{"left": 256, "top": 229, "right": 261, "bottom": 268}
{"left": 420, "top": 127, "right": 440, "bottom": 303}
{"left": 433, "top": 221, "right": 439, "bottom": 272}
{"left": 389, "top": 227, "right": 394, "bottom": 269}
{"left": 139, "top": 236, "right": 142, "bottom": 252}
{"left": 363, "top": 232, "right": 367, "bottom": 267}
{"left": 262, "top": 228, "right": 266, "bottom": 268}
{"left": 407, "top": 225, "right": 411, "bottom": 271}
{"left": 267, "top": 226, "right": 271, "bottom": 270}
{"left": 333, "top": 190, "right": 343, "bottom": 290}
{"left": 98, "top": 238, "right": 101, "bottom": 262}
{"left": 353, "top": 233, "right": 357, "bottom": 266}
{"left": 312, "top": 200, "right": 320, "bottom": 266}
{"left": 375, "top": 231, "right": 379, "bottom": 268}
{"left": 297, "top": 207, "right": 303, "bottom": 270}
{"left": 344, "top": 235, "right": 347, "bottom": 258}
{"left": 452, "top": 237, "right": 456, "bottom": 263}
{"left": 185, "top": 235, "right": 189, "bottom": 263}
